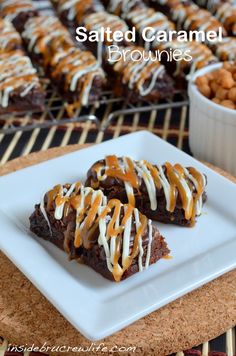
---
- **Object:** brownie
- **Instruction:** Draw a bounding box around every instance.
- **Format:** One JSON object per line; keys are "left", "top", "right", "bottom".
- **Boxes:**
{"left": 145, "top": 0, "right": 227, "bottom": 37}
{"left": 0, "top": 19, "right": 23, "bottom": 53}
{"left": 106, "top": 0, "right": 176, "bottom": 48}
{"left": 52, "top": 0, "right": 104, "bottom": 28}
{"left": 30, "top": 182, "right": 170, "bottom": 282}
{"left": 156, "top": 40, "right": 217, "bottom": 89}
{"left": 49, "top": 47, "right": 106, "bottom": 107}
{"left": 194, "top": 0, "right": 236, "bottom": 36}
{"left": 0, "top": 51, "right": 45, "bottom": 114}
{"left": 85, "top": 155, "right": 207, "bottom": 227}
{"left": 22, "top": 16, "right": 75, "bottom": 67}
{"left": 22, "top": 16, "right": 106, "bottom": 109}
{"left": 81, "top": 11, "right": 129, "bottom": 55}
{"left": 0, "top": 0, "right": 38, "bottom": 32}
{"left": 211, "top": 37, "right": 236, "bottom": 61}
{"left": 104, "top": 45, "right": 174, "bottom": 102}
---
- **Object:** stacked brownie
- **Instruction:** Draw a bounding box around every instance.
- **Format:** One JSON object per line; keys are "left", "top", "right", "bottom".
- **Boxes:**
{"left": 85, "top": 155, "right": 207, "bottom": 227}
{"left": 30, "top": 155, "right": 208, "bottom": 280}
{"left": 30, "top": 182, "right": 170, "bottom": 281}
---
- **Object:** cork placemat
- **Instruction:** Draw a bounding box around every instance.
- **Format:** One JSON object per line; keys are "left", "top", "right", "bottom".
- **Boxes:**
{"left": 0, "top": 144, "right": 236, "bottom": 356}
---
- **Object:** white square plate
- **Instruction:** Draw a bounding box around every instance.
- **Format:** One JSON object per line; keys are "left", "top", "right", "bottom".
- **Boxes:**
{"left": 0, "top": 131, "right": 236, "bottom": 341}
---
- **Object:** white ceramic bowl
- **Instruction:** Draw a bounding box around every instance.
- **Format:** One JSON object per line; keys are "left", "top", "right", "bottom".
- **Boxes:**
{"left": 188, "top": 63, "right": 236, "bottom": 176}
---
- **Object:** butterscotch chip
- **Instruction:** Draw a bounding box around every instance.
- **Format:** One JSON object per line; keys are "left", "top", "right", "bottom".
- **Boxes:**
{"left": 196, "top": 75, "right": 208, "bottom": 87}
{"left": 215, "top": 87, "right": 228, "bottom": 100}
{"left": 212, "top": 97, "right": 221, "bottom": 104}
{"left": 220, "top": 100, "right": 235, "bottom": 109}
{"left": 210, "top": 80, "right": 219, "bottom": 94}
{"left": 228, "top": 87, "right": 236, "bottom": 102}
{"left": 217, "top": 70, "right": 234, "bottom": 89}
{"left": 198, "top": 84, "right": 211, "bottom": 98}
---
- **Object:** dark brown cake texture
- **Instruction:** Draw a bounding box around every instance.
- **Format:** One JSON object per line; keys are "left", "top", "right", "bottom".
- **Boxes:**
{"left": 0, "top": 50, "right": 45, "bottom": 115}
{"left": 0, "top": 0, "right": 38, "bottom": 32}
{"left": 85, "top": 155, "right": 207, "bottom": 227}
{"left": 21, "top": 15, "right": 106, "bottom": 112}
{"left": 30, "top": 182, "right": 170, "bottom": 282}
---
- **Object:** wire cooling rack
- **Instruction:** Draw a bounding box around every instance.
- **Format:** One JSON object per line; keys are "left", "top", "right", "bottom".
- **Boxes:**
{"left": 0, "top": 83, "right": 190, "bottom": 165}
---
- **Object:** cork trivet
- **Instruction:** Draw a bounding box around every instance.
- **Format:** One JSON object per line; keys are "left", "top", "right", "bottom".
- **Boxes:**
{"left": 0, "top": 145, "right": 236, "bottom": 356}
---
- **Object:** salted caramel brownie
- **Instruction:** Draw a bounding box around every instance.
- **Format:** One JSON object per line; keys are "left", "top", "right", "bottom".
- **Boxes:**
{"left": 0, "top": 50, "right": 44, "bottom": 114}
{"left": 49, "top": 47, "right": 106, "bottom": 108}
{"left": 0, "top": 18, "right": 23, "bottom": 53}
{"left": 211, "top": 38, "right": 236, "bottom": 61}
{"left": 106, "top": 0, "right": 175, "bottom": 47}
{"left": 30, "top": 182, "right": 170, "bottom": 281}
{"left": 86, "top": 155, "right": 207, "bottom": 227}
{"left": 146, "top": 0, "right": 227, "bottom": 37}
{"left": 0, "top": 0, "right": 38, "bottom": 32}
{"left": 22, "top": 16, "right": 74, "bottom": 66}
{"left": 105, "top": 45, "right": 174, "bottom": 102}
{"left": 22, "top": 15, "right": 106, "bottom": 109}
{"left": 51, "top": 0, "right": 104, "bottom": 27}
{"left": 194, "top": 0, "right": 236, "bottom": 36}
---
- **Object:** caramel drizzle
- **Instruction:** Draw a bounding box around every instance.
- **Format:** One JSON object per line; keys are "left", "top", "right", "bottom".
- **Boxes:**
{"left": 41, "top": 182, "right": 152, "bottom": 282}
{"left": 94, "top": 155, "right": 206, "bottom": 224}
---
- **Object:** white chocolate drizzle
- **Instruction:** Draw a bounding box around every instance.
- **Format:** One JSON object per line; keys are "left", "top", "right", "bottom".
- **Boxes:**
{"left": 0, "top": 51, "right": 40, "bottom": 108}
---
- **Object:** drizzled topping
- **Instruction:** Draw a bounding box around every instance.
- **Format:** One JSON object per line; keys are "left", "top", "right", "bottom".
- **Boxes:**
{"left": 0, "top": 19, "right": 22, "bottom": 52}
{"left": 22, "top": 16, "right": 74, "bottom": 64}
{"left": 0, "top": 51, "right": 41, "bottom": 108}
{"left": 169, "top": 1, "right": 225, "bottom": 35}
{"left": 40, "top": 182, "right": 155, "bottom": 282}
{"left": 22, "top": 15, "right": 105, "bottom": 108}
{"left": 108, "top": 0, "right": 145, "bottom": 16}
{"left": 92, "top": 155, "right": 207, "bottom": 225}
{"left": 109, "top": 46, "right": 165, "bottom": 96}
{"left": 0, "top": 0, "right": 35, "bottom": 22}
{"left": 157, "top": 40, "right": 217, "bottom": 78}
{"left": 214, "top": 37, "right": 236, "bottom": 61}
{"left": 55, "top": 0, "right": 104, "bottom": 22}
{"left": 108, "top": 0, "right": 175, "bottom": 45}
{"left": 83, "top": 11, "right": 129, "bottom": 44}
{"left": 50, "top": 47, "right": 105, "bottom": 105}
